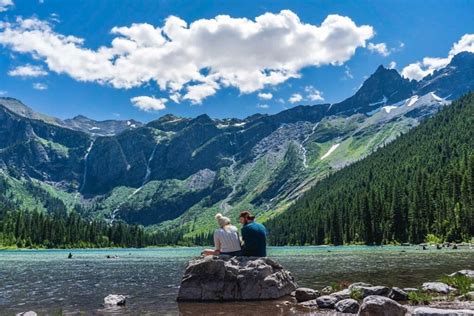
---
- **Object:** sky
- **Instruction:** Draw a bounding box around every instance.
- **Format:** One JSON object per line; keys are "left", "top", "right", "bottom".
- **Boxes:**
{"left": 0, "top": 0, "right": 473, "bottom": 122}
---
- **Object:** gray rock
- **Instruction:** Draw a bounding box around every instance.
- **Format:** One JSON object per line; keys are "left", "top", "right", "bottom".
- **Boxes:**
{"left": 316, "top": 295, "right": 339, "bottom": 308}
{"left": 177, "top": 256, "right": 298, "bottom": 301}
{"left": 359, "top": 295, "right": 407, "bottom": 316}
{"left": 449, "top": 270, "right": 474, "bottom": 279}
{"left": 403, "top": 287, "right": 419, "bottom": 293}
{"left": 295, "top": 287, "right": 319, "bottom": 302}
{"left": 321, "top": 285, "right": 334, "bottom": 295}
{"left": 422, "top": 282, "right": 456, "bottom": 294}
{"left": 413, "top": 307, "right": 474, "bottom": 315}
{"left": 331, "top": 288, "right": 351, "bottom": 300}
{"left": 348, "top": 282, "right": 372, "bottom": 290}
{"left": 16, "top": 312, "right": 37, "bottom": 316}
{"left": 335, "top": 298, "right": 360, "bottom": 313}
{"left": 104, "top": 294, "right": 126, "bottom": 306}
{"left": 351, "top": 285, "right": 391, "bottom": 298}
{"left": 389, "top": 287, "right": 409, "bottom": 301}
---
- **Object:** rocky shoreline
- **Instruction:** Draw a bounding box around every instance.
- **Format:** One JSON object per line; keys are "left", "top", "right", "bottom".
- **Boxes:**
{"left": 177, "top": 256, "right": 474, "bottom": 315}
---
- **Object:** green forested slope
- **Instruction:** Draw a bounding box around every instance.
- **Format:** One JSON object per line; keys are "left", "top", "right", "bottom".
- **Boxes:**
{"left": 267, "top": 93, "right": 474, "bottom": 245}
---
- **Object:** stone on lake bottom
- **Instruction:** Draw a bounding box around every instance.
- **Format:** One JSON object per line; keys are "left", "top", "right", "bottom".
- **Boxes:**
{"left": 104, "top": 294, "right": 126, "bottom": 306}
{"left": 177, "top": 256, "right": 298, "bottom": 301}
{"left": 413, "top": 307, "right": 474, "bottom": 315}
{"left": 359, "top": 295, "right": 407, "bottom": 316}
{"left": 295, "top": 287, "right": 319, "bottom": 302}
{"left": 16, "top": 312, "right": 37, "bottom": 316}
{"left": 335, "top": 298, "right": 360, "bottom": 313}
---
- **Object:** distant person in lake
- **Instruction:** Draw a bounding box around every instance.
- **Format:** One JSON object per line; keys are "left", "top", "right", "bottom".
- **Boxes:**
{"left": 202, "top": 213, "right": 242, "bottom": 256}
{"left": 239, "top": 211, "right": 267, "bottom": 257}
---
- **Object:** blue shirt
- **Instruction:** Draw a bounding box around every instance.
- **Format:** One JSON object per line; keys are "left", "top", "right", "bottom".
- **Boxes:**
{"left": 241, "top": 222, "right": 267, "bottom": 257}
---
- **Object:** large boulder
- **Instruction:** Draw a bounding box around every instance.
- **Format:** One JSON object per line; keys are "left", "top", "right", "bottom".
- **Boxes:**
{"left": 177, "top": 256, "right": 298, "bottom": 301}
{"left": 295, "top": 287, "right": 319, "bottom": 302}
{"left": 335, "top": 298, "right": 360, "bottom": 313}
{"left": 359, "top": 295, "right": 407, "bottom": 316}
{"left": 422, "top": 282, "right": 455, "bottom": 294}
{"left": 413, "top": 307, "right": 474, "bottom": 315}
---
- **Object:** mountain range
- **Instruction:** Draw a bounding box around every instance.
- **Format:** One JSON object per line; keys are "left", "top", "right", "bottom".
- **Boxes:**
{"left": 0, "top": 51, "right": 473, "bottom": 241}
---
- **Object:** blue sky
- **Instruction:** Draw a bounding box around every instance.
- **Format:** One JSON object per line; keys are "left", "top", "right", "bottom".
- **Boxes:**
{"left": 0, "top": 0, "right": 473, "bottom": 122}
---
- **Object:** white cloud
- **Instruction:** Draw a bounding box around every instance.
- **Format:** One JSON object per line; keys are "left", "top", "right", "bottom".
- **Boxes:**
{"left": 0, "top": 0, "right": 13, "bottom": 12}
{"left": 256, "top": 103, "right": 269, "bottom": 109}
{"left": 388, "top": 61, "right": 397, "bottom": 69}
{"left": 33, "top": 82, "right": 47, "bottom": 90}
{"left": 0, "top": 90, "right": 7, "bottom": 95}
{"left": 305, "top": 85, "right": 324, "bottom": 101}
{"left": 0, "top": 12, "right": 374, "bottom": 104}
{"left": 367, "top": 42, "right": 390, "bottom": 56}
{"left": 344, "top": 65, "right": 353, "bottom": 79}
{"left": 8, "top": 64, "right": 48, "bottom": 77}
{"left": 130, "top": 96, "right": 167, "bottom": 111}
{"left": 402, "top": 33, "right": 474, "bottom": 80}
{"left": 289, "top": 93, "right": 303, "bottom": 103}
{"left": 257, "top": 92, "right": 273, "bottom": 100}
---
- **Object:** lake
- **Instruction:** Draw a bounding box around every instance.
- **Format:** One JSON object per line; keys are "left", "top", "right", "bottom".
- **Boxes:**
{"left": 1, "top": 246, "right": 473, "bottom": 315}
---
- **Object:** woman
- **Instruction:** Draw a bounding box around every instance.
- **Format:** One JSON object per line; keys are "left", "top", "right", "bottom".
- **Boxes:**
{"left": 202, "top": 213, "right": 242, "bottom": 256}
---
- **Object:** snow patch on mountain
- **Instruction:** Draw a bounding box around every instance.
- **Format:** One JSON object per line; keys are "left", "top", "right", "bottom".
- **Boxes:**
{"left": 320, "top": 143, "right": 340, "bottom": 160}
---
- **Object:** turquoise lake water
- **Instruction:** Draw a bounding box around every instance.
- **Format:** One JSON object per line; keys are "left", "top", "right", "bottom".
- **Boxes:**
{"left": 1, "top": 246, "right": 473, "bottom": 315}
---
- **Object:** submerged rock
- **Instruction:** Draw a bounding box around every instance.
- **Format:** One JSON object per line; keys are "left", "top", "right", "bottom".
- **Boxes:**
{"left": 422, "top": 282, "right": 456, "bottom": 294}
{"left": 295, "top": 287, "right": 319, "bottom": 302}
{"left": 359, "top": 295, "right": 407, "bottom": 316}
{"left": 177, "top": 256, "right": 298, "bottom": 301}
{"left": 15, "top": 312, "right": 37, "bottom": 316}
{"left": 335, "top": 298, "right": 360, "bottom": 313}
{"left": 413, "top": 307, "right": 474, "bottom": 315}
{"left": 104, "top": 294, "right": 126, "bottom": 306}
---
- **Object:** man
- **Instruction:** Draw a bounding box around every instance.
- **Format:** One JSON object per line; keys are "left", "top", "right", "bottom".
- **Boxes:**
{"left": 239, "top": 211, "right": 267, "bottom": 257}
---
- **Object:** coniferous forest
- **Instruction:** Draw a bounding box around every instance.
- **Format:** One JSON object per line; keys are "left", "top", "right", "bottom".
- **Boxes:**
{"left": 267, "top": 93, "right": 474, "bottom": 246}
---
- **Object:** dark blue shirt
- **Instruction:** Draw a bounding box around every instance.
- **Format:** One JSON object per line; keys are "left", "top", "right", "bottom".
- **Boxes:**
{"left": 241, "top": 222, "right": 267, "bottom": 257}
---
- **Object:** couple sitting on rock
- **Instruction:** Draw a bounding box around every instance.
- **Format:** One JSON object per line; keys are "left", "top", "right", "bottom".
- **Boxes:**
{"left": 202, "top": 211, "right": 267, "bottom": 257}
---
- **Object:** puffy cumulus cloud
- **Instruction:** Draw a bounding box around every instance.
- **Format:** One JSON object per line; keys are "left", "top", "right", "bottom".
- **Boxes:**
{"left": 289, "top": 93, "right": 303, "bottom": 103}
{"left": 367, "top": 42, "right": 390, "bottom": 56}
{"left": 0, "top": 0, "right": 13, "bottom": 12}
{"left": 32, "top": 82, "right": 47, "bottom": 90}
{"left": 257, "top": 92, "right": 273, "bottom": 100}
{"left": 402, "top": 34, "right": 474, "bottom": 81}
{"left": 0, "top": 12, "right": 374, "bottom": 104}
{"left": 130, "top": 96, "right": 167, "bottom": 111}
{"left": 388, "top": 61, "right": 397, "bottom": 69}
{"left": 8, "top": 64, "right": 48, "bottom": 77}
{"left": 256, "top": 103, "right": 269, "bottom": 109}
{"left": 305, "top": 85, "right": 324, "bottom": 101}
